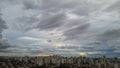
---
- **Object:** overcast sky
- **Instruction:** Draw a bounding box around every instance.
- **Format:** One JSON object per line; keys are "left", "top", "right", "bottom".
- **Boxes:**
{"left": 0, "top": 0, "right": 120, "bottom": 57}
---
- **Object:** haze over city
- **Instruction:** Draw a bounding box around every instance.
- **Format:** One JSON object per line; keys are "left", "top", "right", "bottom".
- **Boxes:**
{"left": 0, "top": 0, "right": 120, "bottom": 57}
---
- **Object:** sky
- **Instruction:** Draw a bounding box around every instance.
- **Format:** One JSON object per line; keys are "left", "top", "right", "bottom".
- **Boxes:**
{"left": 0, "top": 0, "right": 120, "bottom": 57}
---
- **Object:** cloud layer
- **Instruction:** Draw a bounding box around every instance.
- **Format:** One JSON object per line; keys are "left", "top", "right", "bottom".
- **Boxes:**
{"left": 0, "top": 13, "right": 7, "bottom": 38}
{"left": 0, "top": 0, "right": 120, "bottom": 57}
{"left": 0, "top": 11, "right": 12, "bottom": 52}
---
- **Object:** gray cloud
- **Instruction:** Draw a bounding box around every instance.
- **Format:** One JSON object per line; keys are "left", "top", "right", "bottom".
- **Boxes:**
{"left": 104, "top": 0, "right": 120, "bottom": 12}
{"left": 0, "top": 11, "right": 12, "bottom": 50}
{"left": 0, "top": 0, "right": 18, "bottom": 4}
{"left": 0, "top": 39, "right": 11, "bottom": 49}
{"left": 22, "top": 0, "right": 80, "bottom": 11}
{"left": 0, "top": 14, "right": 7, "bottom": 38}
{"left": 1, "top": 0, "right": 120, "bottom": 56}
{"left": 15, "top": 0, "right": 95, "bottom": 38}
{"left": 0, "top": 0, "right": 20, "bottom": 8}
{"left": 97, "top": 29, "right": 120, "bottom": 41}
{"left": 28, "top": 49, "right": 43, "bottom": 54}
{"left": 21, "top": 0, "right": 103, "bottom": 16}
{"left": 15, "top": 12, "right": 67, "bottom": 31}
{"left": 15, "top": 0, "right": 102, "bottom": 32}
{"left": 35, "top": 13, "right": 67, "bottom": 30}
{"left": 22, "top": 0, "right": 40, "bottom": 9}
{"left": 59, "top": 46, "right": 80, "bottom": 50}
{"left": 14, "top": 16, "right": 39, "bottom": 31}
{"left": 63, "top": 23, "right": 90, "bottom": 39}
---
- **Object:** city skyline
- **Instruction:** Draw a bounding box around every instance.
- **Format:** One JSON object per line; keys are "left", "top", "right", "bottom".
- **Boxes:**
{"left": 0, "top": 0, "right": 120, "bottom": 57}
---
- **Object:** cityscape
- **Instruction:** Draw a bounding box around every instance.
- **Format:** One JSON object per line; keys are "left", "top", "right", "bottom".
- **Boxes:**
{"left": 0, "top": 0, "right": 120, "bottom": 68}
{"left": 0, "top": 55, "right": 119, "bottom": 68}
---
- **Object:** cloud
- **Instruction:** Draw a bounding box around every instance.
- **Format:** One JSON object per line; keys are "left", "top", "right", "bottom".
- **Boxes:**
{"left": 104, "top": 0, "right": 120, "bottom": 12}
{"left": 13, "top": 15, "right": 40, "bottom": 31}
{"left": 98, "top": 29, "right": 120, "bottom": 41}
{"left": 1, "top": 0, "right": 120, "bottom": 57}
{"left": 63, "top": 23, "right": 90, "bottom": 39}
{"left": 0, "top": 0, "right": 20, "bottom": 9}
{"left": 0, "top": 10, "right": 12, "bottom": 51}
{"left": 18, "top": 36, "right": 42, "bottom": 41}
{"left": 0, "top": 14, "right": 7, "bottom": 38}
{"left": 22, "top": 0, "right": 41, "bottom": 9}
{"left": 22, "top": 0, "right": 79, "bottom": 11}
{"left": 0, "top": 39, "right": 11, "bottom": 49}
{"left": 35, "top": 12, "right": 67, "bottom": 30}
